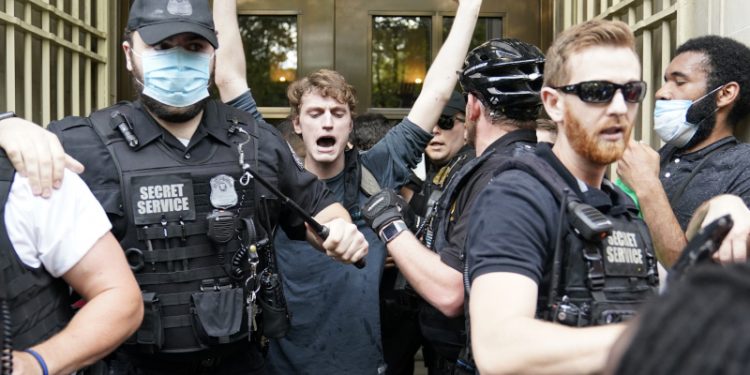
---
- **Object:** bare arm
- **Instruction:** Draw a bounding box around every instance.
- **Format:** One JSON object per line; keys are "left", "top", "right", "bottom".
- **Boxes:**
{"left": 213, "top": 0, "right": 250, "bottom": 102}
{"left": 386, "top": 232, "right": 463, "bottom": 316}
{"left": 0, "top": 117, "right": 83, "bottom": 197}
{"left": 13, "top": 232, "right": 143, "bottom": 375}
{"left": 470, "top": 272, "right": 625, "bottom": 375}
{"left": 686, "top": 194, "right": 750, "bottom": 264}
{"left": 307, "top": 202, "right": 368, "bottom": 264}
{"left": 407, "top": 0, "right": 481, "bottom": 132}
{"left": 617, "top": 141, "right": 685, "bottom": 267}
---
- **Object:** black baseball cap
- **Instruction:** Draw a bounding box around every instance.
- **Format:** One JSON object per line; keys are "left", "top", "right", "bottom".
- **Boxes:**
{"left": 441, "top": 91, "right": 467, "bottom": 118}
{"left": 127, "top": 0, "right": 218, "bottom": 48}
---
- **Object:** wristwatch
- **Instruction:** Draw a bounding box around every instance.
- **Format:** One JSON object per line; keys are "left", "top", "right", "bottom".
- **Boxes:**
{"left": 0, "top": 111, "right": 16, "bottom": 122}
{"left": 379, "top": 220, "right": 408, "bottom": 243}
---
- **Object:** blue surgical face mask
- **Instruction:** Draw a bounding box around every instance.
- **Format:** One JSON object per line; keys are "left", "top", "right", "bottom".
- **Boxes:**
{"left": 133, "top": 47, "right": 212, "bottom": 108}
{"left": 653, "top": 86, "right": 722, "bottom": 148}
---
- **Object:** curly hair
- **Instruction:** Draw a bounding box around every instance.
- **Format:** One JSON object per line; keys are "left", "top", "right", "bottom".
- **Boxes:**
{"left": 675, "top": 36, "right": 750, "bottom": 127}
{"left": 352, "top": 113, "right": 393, "bottom": 151}
{"left": 287, "top": 69, "right": 358, "bottom": 117}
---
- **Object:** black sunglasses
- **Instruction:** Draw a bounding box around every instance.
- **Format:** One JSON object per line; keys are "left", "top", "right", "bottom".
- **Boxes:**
{"left": 552, "top": 80, "right": 647, "bottom": 103}
{"left": 437, "top": 115, "right": 465, "bottom": 130}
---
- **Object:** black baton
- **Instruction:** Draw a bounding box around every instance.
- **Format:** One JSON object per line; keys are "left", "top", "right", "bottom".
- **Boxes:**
{"left": 243, "top": 167, "right": 366, "bottom": 269}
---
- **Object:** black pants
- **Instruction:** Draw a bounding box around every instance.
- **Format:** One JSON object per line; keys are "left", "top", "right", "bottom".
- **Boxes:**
{"left": 105, "top": 341, "right": 265, "bottom": 375}
{"left": 380, "top": 282, "right": 426, "bottom": 375}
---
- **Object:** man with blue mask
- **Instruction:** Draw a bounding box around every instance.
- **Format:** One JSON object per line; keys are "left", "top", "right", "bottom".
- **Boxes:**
{"left": 618, "top": 35, "right": 750, "bottom": 268}
{"left": 0, "top": 0, "right": 369, "bottom": 373}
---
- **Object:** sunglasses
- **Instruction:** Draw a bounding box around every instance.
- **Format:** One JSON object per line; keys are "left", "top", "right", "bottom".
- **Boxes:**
{"left": 437, "top": 115, "right": 465, "bottom": 130}
{"left": 552, "top": 80, "right": 647, "bottom": 103}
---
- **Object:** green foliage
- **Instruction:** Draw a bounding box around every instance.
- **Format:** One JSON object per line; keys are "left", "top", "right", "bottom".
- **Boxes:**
{"left": 238, "top": 16, "right": 298, "bottom": 107}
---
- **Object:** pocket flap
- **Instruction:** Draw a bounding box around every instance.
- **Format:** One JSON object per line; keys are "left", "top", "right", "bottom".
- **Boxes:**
{"left": 191, "top": 289, "right": 243, "bottom": 338}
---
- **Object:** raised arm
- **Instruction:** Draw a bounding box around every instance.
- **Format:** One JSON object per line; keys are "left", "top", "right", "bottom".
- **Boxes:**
{"left": 407, "top": 0, "right": 481, "bottom": 132}
{"left": 213, "top": 0, "right": 249, "bottom": 102}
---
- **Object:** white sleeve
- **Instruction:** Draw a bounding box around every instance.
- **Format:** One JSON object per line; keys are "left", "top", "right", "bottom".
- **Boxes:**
{"left": 4, "top": 170, "right": 112, "bottom": 277}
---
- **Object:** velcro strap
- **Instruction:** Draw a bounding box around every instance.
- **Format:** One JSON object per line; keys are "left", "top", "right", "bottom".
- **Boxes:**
{"left": 157, "top": 291, "right": 195, "bottom": 307}
{"left": 135, "top": 266, "right": 227, "bottom": 286}
{"left": 162, "top": 314, "right": 193, "bottom": 329}
{"left": 141, "top": 245, "right": 217, "bottom": 263}
{"left": 137, "top": 219, "right": 208, "bottom": 241}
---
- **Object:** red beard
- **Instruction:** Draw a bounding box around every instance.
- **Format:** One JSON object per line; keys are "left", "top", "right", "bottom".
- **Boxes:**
{"left": 563, "top": 109, "right": 632, "bottom": 165}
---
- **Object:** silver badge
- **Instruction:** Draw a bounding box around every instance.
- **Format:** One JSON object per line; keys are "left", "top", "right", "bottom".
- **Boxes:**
{"left": 209, "top": 174, "right": 238, "bottom": 209}
{"left": 167, "top": 0, "right": 193, "bottom": 16}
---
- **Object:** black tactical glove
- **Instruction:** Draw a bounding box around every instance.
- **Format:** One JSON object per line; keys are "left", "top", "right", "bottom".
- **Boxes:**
{"left": 363, "top": 190, "right": 410, "bottom": 234}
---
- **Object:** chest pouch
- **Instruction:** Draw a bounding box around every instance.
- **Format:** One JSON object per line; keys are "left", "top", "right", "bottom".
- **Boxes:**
{"left": 549, "top": 202, "right": 657, "bottom": 327}
{"left": 191, "top": 287, "right": 245, "bottom": 344}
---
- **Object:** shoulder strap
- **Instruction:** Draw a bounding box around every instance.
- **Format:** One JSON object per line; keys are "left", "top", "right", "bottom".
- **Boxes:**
{"left": 490, "top": 154, "right": 575, "bottom": 204}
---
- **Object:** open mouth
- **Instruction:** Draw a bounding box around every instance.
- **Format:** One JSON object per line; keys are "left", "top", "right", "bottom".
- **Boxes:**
{"left": 600, "top": 126, "right": 624, "bottom": 138}
{"left": 317, "top": 136, "right": 336, "bottom": 148}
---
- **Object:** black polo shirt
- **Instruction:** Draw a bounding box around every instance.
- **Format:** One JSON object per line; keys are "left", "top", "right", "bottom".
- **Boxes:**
{"left": 659, "top": 136, "right": 750, "bottom": 230}
{"left": 466, "top": 143, "right": 622, "bottom": 285}
{"left": 48, "top": 99, "right": 334, "bottom": 240}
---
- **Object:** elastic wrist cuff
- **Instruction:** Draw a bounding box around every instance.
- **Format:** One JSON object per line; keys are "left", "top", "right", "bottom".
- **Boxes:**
{"left": 24, "top": 348, "right": 49, "bottom": 375}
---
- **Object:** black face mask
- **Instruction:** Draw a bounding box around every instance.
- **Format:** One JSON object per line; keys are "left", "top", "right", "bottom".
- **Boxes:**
{"left": 682, "top": 88, "right": 720, "bottom": 150}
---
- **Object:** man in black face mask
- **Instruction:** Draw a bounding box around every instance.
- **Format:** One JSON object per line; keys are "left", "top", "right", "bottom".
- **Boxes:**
{"left": 618, "top": 35, "right": 750, "bottom": 268}
{"left": 0, "top": 0, "right": 368, "bottom": 373}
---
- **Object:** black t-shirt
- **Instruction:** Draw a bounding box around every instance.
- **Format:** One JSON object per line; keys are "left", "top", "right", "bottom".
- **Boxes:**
{"left": 436, "top": 129, "right": 537, "bottom": 272}
{"left": 660, "top": 136, "right": 750, "bottom": 230}
{"left": 48, "top": 100, "right": 335, "bottom": 240}
{"left": 466, "top": 143, "right": 625, "bottom": 285}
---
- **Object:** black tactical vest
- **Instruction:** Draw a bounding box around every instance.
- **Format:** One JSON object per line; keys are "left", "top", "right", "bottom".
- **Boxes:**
{"left": 85, "top": 102, "right": 266, "bottom": 354}
{"left": 490, "top": 154, "right": 659, "bottom": 326}
{"left": 0, "top": 151, "right": 73, "bottom": 350}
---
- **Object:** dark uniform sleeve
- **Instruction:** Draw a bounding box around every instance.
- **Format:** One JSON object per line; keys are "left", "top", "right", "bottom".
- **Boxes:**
{"left": 466, "top": 170, "right": 558, "bottom": 285}
{"left": 257, "top": 123, "right": 336, "bottom": 240}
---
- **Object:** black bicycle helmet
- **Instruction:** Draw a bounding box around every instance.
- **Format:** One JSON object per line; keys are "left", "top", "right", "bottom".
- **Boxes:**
{"left": 459, "top": 38, "right": 545, "bottom": 121}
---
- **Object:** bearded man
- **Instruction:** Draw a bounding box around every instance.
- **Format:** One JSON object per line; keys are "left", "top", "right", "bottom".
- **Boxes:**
{"left": 464, "top": 19, "right": 660, "bottom": 374}
{"left": 617, "top": 35, "right": 750, "bottom": 267}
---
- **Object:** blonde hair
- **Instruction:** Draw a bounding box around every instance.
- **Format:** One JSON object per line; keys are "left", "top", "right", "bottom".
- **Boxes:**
{"left": 287, "top": 69, "right": 358, "bottom": 117}
{"left": 543, "top": 19, "right": 635, "bottom": 87}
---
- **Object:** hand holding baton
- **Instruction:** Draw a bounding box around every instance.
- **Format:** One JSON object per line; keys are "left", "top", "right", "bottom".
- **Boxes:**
{"left": 240, "top": 165, "right": 366, "bottom": 269}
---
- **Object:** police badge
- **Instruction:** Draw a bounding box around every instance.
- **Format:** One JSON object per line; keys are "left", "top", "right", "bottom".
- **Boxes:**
{"left": 210, "top": 174, "right": 238, "bottom": 209}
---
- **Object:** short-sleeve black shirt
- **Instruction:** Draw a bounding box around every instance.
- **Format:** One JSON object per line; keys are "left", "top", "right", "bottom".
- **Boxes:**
{"left": 466, "top": 143, "right": 626, "bottom": 285}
